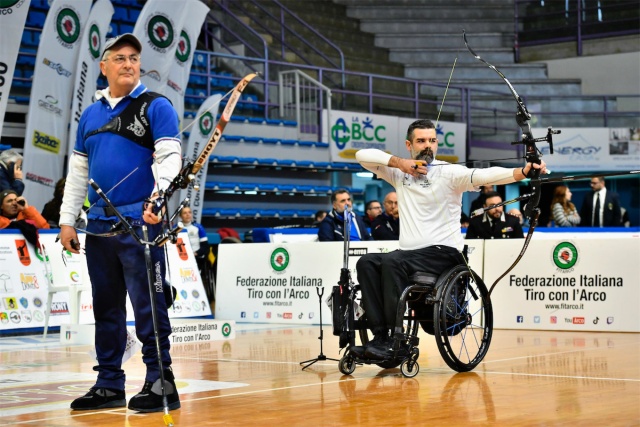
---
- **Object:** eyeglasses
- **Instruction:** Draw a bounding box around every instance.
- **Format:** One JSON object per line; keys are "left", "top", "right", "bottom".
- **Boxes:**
{"left": 104, "top": 54, "right": 140, "bottom": 65}
{"left": 367, "top": 206, "right": 382, "bottom": 211}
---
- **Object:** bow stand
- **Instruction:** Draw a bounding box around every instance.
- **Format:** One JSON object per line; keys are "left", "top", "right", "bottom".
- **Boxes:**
{"left": 90, "top": 178, "right": 185, "bottom": 427}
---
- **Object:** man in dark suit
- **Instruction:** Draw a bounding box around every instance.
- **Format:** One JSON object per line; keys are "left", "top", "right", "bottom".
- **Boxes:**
{"left": 465, "top": 191, "right": 524, "bottom": 239}
{"left": 579, "top": 177, "right": 621, "bottom": 227}
{"left": 371, "top": 191, "right": 399, "bottom": 240}
{"left": 318, "top": 189, "right": 372, "bottom": 241}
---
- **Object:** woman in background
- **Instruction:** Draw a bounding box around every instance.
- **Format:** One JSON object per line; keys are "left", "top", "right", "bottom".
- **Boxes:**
{"left": 550, "top": 185, "right": 580, "bottom": 227}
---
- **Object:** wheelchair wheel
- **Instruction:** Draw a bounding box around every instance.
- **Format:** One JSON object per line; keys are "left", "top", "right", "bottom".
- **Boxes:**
{"left": 433, "top": 266, "right": 493, "bottom": 372}
{"left": 400, "top": 359, "right": 419, "bottom": 378}
{"left": 339, "top": 354, "right": 356, "bottom": 375}
{"left": 357, "top": 329, "right": 402, "bottom": 369}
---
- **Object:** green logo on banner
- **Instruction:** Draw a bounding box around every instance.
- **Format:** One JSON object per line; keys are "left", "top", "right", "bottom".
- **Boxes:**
{"left": 270, "top": 248, "right": 289, "bottom": 272}
{"left": 57, "top": 8, "right": 81, "bottom": 45}
{"left": 148, "top": 15, "right": 173, "bottom": 49}
{"left": 175, "top": 30, "right": 190, "bottom": 63}
{"left": 0, "top": 1, "right": 21, "bottom": 9}
{"left": 553, "top": 242, "right": 578, "bottom": 270}
{"left": 88, "top": 24, "right": 100, "bottom": 59}
{"left": 199, "top": 112, "right": 214, "bottom": 136}
{"left": 221, "top": 322, "right": 232, "bottom": 337}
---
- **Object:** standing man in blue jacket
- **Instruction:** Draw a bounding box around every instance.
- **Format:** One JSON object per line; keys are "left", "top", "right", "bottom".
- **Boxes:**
{"left": 58, "top": 34, "right": 181, "bottom": 413}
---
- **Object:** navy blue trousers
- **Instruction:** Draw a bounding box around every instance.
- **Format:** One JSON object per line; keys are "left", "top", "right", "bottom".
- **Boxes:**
{"left": 356, "top": 245, "right": 464, "bottom": 334}
{"left": 85, "top": 220, "right": 171, "bottom": 391}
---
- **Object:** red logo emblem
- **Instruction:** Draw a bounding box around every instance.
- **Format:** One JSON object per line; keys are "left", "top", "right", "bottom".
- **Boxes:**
{"left": 15, "top": 239, "right": 31, "bottom": 266}
{"left": 572, "top": 317, "right": 585, "bottom": 324}
{"left": 176, "top": 238, "right": 188, "bottom": 261}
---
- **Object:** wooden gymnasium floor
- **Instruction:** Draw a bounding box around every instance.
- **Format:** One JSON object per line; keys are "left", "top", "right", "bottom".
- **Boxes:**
{"left": 1, "top": 324, "right": 638, "bottom": 426}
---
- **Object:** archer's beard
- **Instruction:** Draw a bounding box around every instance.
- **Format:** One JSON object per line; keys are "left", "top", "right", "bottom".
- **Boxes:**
{"left": 415, "top": 148, "right": 435, "bottom": 164}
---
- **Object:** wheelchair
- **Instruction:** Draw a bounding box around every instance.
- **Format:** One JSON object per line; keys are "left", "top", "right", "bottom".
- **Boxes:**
{"left": 334, "top": 264, "right": 493, "bottom": 378}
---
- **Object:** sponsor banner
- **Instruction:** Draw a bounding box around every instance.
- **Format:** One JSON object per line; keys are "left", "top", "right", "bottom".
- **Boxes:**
{"left": 0, "top": 230, "right": 211, "bottom": 333}
{"left": 485, "top": 236, "right": 640, "bottom": 332}
{"left": 215, "top": 240, "right": 484, "bottom": 324}
{"left": 22, "top": 0, "right": 92, "bottom": 211}
{"left": 67, "top": 0, "right": 114, "bottom": 159}
{"left": 537, "top": 127, "right": 640, "bottom": 172}
{"left": 170, "top": 319, "right": 235, "bottom": 344}
{"left": 165, "top": 0, "right": 209, "bottom": 127}
{"left": 0, "top": 0, "right": 31, "bottom": 137}
{"left": 322, "top": 109, "right": 468, "bottom": 164}
{"left": 177, "top": 94, "right": 220, "bottom": 223}
{"left": 133, "top": 0, "right": 189, "bottom": 93}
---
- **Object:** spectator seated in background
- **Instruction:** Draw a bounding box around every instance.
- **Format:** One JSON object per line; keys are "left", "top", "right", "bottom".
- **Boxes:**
{"left": 468, "top": 184, "right": 494, "bottom": 217}
{"left": 0, "top": 149, "right": 25, "bottom": 195}
{"left": 507, "top": 208, "right": 526, "bottom": 227}
{"left": 550, "top": 185, "right": 580, "bottom": 227}
{"left": 318, "top": 189, "right": 371, "bottom": 242}
{"left": 371, "top": 191, "right": 399, "bottom": 240}
{"left": 460, "top": 212, "right": 470, "bottom": 228}
{"left": 179, "top": 207, "right": 210, "bottom": 261}
{"left": 362, "top": 200, "right": 382, "bottom": 228}
{"left": 0, "top": 190, "right": 50, "bottom": 247}
{"left": 42, "top": 178, "right": 66, "bottom": 228}
{"left": 465, "top": 191, "right": 523, "bottom": 239}
{"left": 313, "top": 210, "right": 327, "bottom": 227}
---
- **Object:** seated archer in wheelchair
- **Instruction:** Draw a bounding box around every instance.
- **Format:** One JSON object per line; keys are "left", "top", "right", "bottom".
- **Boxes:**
{"left": 340, "top": 119, "right": 547, "bottom": 370}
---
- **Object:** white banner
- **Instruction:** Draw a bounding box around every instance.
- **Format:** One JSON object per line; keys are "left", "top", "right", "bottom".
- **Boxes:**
{"left": 133, "top": 0, "right": 189, "bottom": 93}
{"left": 323, "top": 109, "right": 468, "bottom": 164}
{"left": 537, "top": 127, "right": 640, "bottom": 172}
{"left": 67, "top": 0, "right": 114, "bottom": 160}
{"left": 485, "top": 235, "right": 640, "bottom": 332}
{"left": 165, "top": 0, "right": 209, "bottom": 127}
{"left": 178, "top": 94, "right": 220, "bottom": 223}
{"left": 0, "top": 0, "right": 31, "bottom": 137}
{"left": 215, "top": 240, "right": 484, "bottom": 324}
{"left": 0, "top": 230, "right": 211, "bottom": 333}
{"left": 22, "top": 0, "right": 92, "bottom": 211}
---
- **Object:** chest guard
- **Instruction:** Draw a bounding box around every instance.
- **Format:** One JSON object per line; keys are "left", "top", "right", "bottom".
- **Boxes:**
{"left": 85, "top": 92, "right": 166, "bottom": 150}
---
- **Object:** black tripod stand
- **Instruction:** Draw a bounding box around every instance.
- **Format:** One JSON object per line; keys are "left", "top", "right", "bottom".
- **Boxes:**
{"left": 299, "top": 286, "right": 339, "bottom": 370}
{"left": 300, "top": 205, "right": 354, "bottom": 370}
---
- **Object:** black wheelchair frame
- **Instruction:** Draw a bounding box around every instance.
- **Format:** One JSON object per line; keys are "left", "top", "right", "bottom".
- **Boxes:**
{"left": 334, "top": 263, "right": 494, "bottom": 378}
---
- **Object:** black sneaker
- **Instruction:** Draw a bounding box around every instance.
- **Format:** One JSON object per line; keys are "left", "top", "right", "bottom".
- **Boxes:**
{"left": 128, "top": 369, "right": 180, "bottom": 413}
{"left": 364, "top": 335, "right": 396, "bottom": 360}
{"left": 70, "top": 387, "right": 126, "bottom": 410}
{"left": 349, "top": 345, "right": 366, "bottom": 358}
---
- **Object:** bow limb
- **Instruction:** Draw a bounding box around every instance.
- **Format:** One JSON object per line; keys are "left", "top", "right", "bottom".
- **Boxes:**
{"left": 192, "top": 72, "right": 260, "bottom": 175}
{"left": 463, "top": 31, "right": 555, "bottom": 295}
{"left": 463, "top": 30, "right": 532, "bottom": 138}
{"left": 154, "top": 72, "right": 259, "bottom": 210}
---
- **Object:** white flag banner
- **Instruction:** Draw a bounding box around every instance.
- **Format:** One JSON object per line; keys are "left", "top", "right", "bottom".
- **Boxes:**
{"left": 67, "top": 0, "right": 114, "bottom": 160}
{"left": 133, "top": 0, "right": 190, "bottom": 93}
{"left": 22, "top": 0, "right": 91, "bottom": 210}
{"left": 178, "top": 94, "right": 221, "bottom": 223}
{"left": 166, "top": 0, "right": 209, "bottom": 127}
{"left": 0, "top": 0, "right": 31, "bottom": 138}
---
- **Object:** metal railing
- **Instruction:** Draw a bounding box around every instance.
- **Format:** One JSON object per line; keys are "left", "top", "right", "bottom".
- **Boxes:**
{"left": 514, "top": 0, "right": 640, "bottom": 60}
{"left": 279, "top": 70, "right": 332, "bottom": 141}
